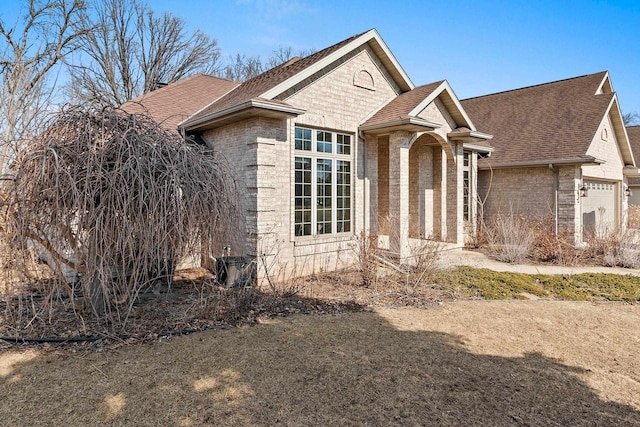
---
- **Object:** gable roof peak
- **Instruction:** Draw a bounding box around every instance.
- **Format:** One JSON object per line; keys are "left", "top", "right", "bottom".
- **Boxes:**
{"left": 183, "top": 29, "right": 413, "bottom": 129}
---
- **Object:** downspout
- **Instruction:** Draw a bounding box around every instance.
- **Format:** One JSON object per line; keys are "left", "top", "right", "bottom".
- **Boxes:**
{"left": 549, "top": 163, "right": 559, "bottom": 234}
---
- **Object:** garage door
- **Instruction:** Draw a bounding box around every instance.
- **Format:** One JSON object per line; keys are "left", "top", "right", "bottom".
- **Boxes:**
{"left": 582, "top": 180, "right": 616, "bottom": 238}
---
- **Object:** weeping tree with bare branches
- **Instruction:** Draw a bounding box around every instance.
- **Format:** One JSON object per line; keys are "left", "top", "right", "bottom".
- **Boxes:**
{"left": 0, "top": 0, "right": 87, "bottom": 173}
{"left": 1, "top": 107, "right": 240, "bottom": 327}
{"left": 67, "top": 0, "right": 222, "bottom": 107}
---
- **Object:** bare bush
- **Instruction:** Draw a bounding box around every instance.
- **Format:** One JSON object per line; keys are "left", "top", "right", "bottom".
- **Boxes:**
{"left": 600, "top": 230, "right": 640, "bottom": 269}
{"left": 353, "top": 231, "right": 378, "bottom": 287}
{"left": 256, "top": 235, "right": 310, "bottom": 297}
{"left": 351, "top": 225, "right": 441, "bottom": 298}
{"left": 485, "top": 212, "right": 534, "bottom": 263}
{"left": 628, "top": 205, "right": 640, "bottom": 230}
{"left": 1, "top": 106, "right": 239, "bottom": 329}
{"left": 529, "top": 218, "right": 580, "bottom": 265}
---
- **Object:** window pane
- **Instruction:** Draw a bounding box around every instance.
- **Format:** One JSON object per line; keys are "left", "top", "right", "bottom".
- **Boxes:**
{"left": 317, "top": 158, "right": 332, "bottom": 234}
{"left": 294, "top": 157, "right": 312, "bottom": 236}
{"left": 336, "top": 160, "right": 351, "bottom": 234}
{"left": 317, "top": 131, "right": 333, "bottom": 153}
{"left": 337, "top": 134, "right": 351, "bottom": 155}
{"left": 463, "top": 166, "right": 470, "bottom": 221}
{"left": 295, "top": 127, "right": 311, "bottom": 151}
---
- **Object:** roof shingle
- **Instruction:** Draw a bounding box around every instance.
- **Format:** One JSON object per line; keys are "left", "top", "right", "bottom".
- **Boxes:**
{"left": 461, "top": 72, "right": 612, "bottom": 166}
{"left": 362, "top": 81, "right": 443, "bottom": 126}
{"left": 121, "top": 74, "right": 239, "bottom": 133}
{"left": 185, "top": 31, "right": 368, "bottom": 125}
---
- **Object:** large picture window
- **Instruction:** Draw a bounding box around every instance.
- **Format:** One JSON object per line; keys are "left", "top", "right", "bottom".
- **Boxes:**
{"left": 294, "top": 127, "right": 352, "bottom": 237}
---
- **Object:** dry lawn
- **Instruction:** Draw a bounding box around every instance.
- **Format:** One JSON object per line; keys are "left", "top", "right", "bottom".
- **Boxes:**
{"left": 1, "top": 300, "right": 639, "bottom": 426}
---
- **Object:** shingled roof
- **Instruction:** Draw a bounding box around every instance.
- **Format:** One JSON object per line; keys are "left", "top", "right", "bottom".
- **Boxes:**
{"left": 461, "top": 72, "right": 615, "bottom": 167}
{"left": 121, "top": 74, "right": 239, "bottom": 133}
{"left": 183, "top": 32, "right": 366, "bottom": 127}
{"left": 627, "top": 126, "right": 640, "bottom": 185}
{"left": 363, "top": 81, "right": 443, "bottom": 126}
{"left": 182, "top": 29, "right": 415, "bottom": 130}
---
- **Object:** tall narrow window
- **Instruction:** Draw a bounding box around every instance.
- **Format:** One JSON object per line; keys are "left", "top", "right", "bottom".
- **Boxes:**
{"left": 317, "top": 159, "right": 332, "bottom": 234}
{"left": 336, "top": 160, "right": 351, "bottom": 233}
{"left": 294, "top": 157, "right": 312, "bottom": 236}
{"left": 293, "top": 127, "right": 352, "bottom": 237}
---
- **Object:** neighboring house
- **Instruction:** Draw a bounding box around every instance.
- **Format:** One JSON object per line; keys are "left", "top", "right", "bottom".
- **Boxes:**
{"left": 462, "top": 72, "right": 635, "bottom": 243}
{"left": 125, "top": 29, "right": 492, "bottom": 276}
{"left": 626, "top": 126, "right": 640, "bottom": 205}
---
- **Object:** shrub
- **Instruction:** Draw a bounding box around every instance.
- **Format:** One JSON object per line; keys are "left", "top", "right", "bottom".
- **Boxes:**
{"left": 484, "top": 212, "right": 534, "bottom": 263}
{"left": 601, "top": 230, "right": 640, "bottom": 269}
{"left": 529, "top": 219, "right": 580, "bottom": 265}
{"left": 1, "top": 107, "right": 240, "bottom": 328}
{"left": 628, "top": 205, "right": 640, "bottom": 230}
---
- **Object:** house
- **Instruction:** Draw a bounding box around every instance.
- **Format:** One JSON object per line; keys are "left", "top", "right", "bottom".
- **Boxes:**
{"left": 125, "top": 29, "right": 492, "bottom": 276}
{"left": 461, "top": 72, "right": 635, "bottom": 243}
{"left": 626, "top": 126, "right": 640, "bottom": 206}
{"left": 124, "top": 30, "right": 635, "bottom": 278}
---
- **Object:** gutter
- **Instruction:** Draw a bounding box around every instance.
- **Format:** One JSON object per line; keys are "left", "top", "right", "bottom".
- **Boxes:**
{"left": 478, "top": 155, "right": 602, "bottom": 170}
{"left": 462, "top": 142, "right": 494, "bottom": 153}
{"left": 181, "top": 99, "right": 306, "bottom": 131}
{"left": 448, "top": 130, "right": 494, "bottom": 141}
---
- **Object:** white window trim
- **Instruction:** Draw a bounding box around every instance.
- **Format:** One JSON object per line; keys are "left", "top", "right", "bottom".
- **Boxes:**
{"left": 293, "top": 126, "right": 353, "bottom": 239}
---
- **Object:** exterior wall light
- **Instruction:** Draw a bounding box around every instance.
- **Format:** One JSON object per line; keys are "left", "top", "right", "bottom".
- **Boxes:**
{"left": 625, "top": 186, "right": 632, "bottom": 198}
{"left": 579, "top": 184, "right": 588, "bottom": 197}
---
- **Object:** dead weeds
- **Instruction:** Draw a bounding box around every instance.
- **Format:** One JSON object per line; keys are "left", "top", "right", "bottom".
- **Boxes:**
{"left": 0, "top": 268, "right": 365, "bottom": 343}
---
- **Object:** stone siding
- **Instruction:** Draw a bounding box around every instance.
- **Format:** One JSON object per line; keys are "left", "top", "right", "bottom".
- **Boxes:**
{"left": 478, "top": 167, "right": 555, "bottom": 221}
{"left": 202, "top": 44, "right": 404, "bottom": 278}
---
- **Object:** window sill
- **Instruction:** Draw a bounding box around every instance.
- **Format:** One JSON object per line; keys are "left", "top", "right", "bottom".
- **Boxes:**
{"left": 293, "top": 234, "right": 353, "bottom": 246}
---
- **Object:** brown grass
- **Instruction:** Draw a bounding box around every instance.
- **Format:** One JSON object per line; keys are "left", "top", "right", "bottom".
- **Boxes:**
{"left": 1, "top": 301, "right": 639, "bottom": 426}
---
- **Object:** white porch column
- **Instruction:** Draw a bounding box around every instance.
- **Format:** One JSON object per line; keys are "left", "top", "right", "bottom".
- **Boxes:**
{"left": 388, "top": 131, "right": 412, "bottom": 261}
{"left": 365, "top": 136, "right": 379, "bottom": 234}
{"left": 436, "top": 148, "right": 447, "bottom": 241}
{"left": 446, "top": 142, "right": 464, "bottom": 245}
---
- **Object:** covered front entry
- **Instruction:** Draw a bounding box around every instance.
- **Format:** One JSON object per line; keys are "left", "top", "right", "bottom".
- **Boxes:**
{"left": 363, "top": 130, "right": 466, "bottom": 262}
{"left": 359, "top": 80, "right": 493, "bottom": 262}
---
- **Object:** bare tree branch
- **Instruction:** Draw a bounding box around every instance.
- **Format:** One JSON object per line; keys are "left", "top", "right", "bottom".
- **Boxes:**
{"left": 219, "top": 45, "right": 316, "bottom": 82}
{"left": 67, "top": 0, "right": 222, "bottom": 107}
{"left": 0, "top": 0, "right": 87, "bottom": 172}
{"left": 623, "top": 112, "right": 640, "bottom": 126}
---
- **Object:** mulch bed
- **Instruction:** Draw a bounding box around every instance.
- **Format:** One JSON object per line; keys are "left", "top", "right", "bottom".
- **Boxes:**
{"left": 0, "top": 268, "right": 366, "bottom": 348}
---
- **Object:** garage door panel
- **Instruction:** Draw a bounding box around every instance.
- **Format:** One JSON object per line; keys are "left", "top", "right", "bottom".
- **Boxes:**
{"left": 582, "top": 181, "right": 615, "bottom": 238}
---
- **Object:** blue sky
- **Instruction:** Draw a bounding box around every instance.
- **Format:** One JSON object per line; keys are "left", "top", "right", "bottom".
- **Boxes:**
{"left": 149, "top": 0, "right": 640, "bottom": 115}
{"left": 2, "top": 0, "right": 639, "bottom": 115}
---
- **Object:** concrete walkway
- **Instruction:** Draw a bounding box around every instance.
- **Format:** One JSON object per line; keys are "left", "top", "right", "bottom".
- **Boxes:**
{"left": 437, "top": 248, "right": 640, "bottom": 276}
